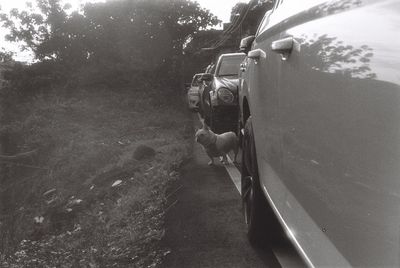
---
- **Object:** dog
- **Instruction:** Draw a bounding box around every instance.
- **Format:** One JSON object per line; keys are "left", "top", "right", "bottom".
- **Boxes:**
{"left": 195, "top": 121, "right": 239, "bottom": 165}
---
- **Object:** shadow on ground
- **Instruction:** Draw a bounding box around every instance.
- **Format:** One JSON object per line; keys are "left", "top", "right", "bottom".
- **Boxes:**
{"left": 162, "top": 137, "right": 282, "bottom": 267}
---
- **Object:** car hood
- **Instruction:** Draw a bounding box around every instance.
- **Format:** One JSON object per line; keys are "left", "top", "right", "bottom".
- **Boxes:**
{"left": 214, "top": 77, "right": 239, "bottom": 92}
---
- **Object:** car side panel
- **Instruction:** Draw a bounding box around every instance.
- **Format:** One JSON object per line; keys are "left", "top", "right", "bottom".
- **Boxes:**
{"left": 247, "top": 7, "right": 348, "bottom": 266}
{"left": 276, "top": 0, "right": 400, "bottom": 266}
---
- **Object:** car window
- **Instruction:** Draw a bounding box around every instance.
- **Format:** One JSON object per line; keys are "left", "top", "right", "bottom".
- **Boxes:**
{"left": 262, "top": 0, "right": 327, "bottom": 32}
{"left": 277, "top": 0, "right": 325, "bottom": 21}
{"left": 205, "top": 63, "right": 215, "bottom": 74}
{"left": 209, "top": 64, "right": 216, "bottom": 74}
{"left": 216, "top": 56, "right": 245, "bottom": 77}
{"left": 191, "top": 75, "right": 201, "bottom": 87}
{"left": 256, "top": 10, "right": 272, "bottom": 36}
{"left": 275, "top": 0, "right": 283, "bottom": 9}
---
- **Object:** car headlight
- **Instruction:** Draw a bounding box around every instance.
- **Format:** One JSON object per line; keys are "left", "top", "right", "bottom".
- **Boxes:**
{"left": 217, "top": 87, "right": 234, "bottom": 103}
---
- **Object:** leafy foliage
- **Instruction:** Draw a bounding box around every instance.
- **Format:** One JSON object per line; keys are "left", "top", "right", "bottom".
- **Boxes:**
{"left": 0, "top": 50, "right": 13, "bottom": 63}
{"left": 0, "top": 0, "right": 219, "bottom": 69}
{"left": 0, "top": 0, "right": 220, "bottom": 93}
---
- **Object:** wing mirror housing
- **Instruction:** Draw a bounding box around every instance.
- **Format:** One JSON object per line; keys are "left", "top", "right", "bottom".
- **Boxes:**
{"left": 239, "top": 35, "right": 255, "bottom": 54}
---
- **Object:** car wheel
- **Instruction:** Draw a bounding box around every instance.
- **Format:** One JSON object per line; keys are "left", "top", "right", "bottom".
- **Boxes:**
{"left": 209, "top": 107, "right": 224, "bottom": 134}
{"left": 204, "top": 114, "right": 211, "bottom": 127}
{"left": 201, "top": 89, "right": 210, "bottom": 118}
{"left": 241, "top": 117, "right": 282, "bottom": 246}
{"left": 198, "top": 106, "right": 204, "bottom": 117}
{"left": 237, "top": 120, "right": 243, "bottom": 150}
{"left": 209, "top": 108, "right": 217, "bottom": 132}
{"left": 210, "top": 107, "right": 239, "bottom": 134}
{"left": 202, "top": 94, "right": 211, "bottom": 127}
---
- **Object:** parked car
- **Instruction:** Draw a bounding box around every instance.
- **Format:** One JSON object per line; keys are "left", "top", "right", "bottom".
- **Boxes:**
{"left": 187, "top": 73, "right": 204, "bottom": 111}
{"left": 199, "top": 53, "right": 246, "bottom": 134}
{"left": 198, "top": 62, "right": 215, "bottom": 118}
{"left": 238, "top": 0, "right": 400, "bottom": 267}
{"left": 204, "top": 62, "right": 215, "bottom": 74}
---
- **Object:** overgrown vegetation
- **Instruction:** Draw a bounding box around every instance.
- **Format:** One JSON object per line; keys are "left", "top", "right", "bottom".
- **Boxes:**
{"left": 0, "top": 0, "right": 220, "bottom": 266}
{"left": 0, "top": 82, "right": 193, "bottom": 267}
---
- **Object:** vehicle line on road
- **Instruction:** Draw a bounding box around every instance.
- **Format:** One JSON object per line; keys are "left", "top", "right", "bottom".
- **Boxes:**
{"left": 224, "top": 155, "right": 241, "bottom": 194}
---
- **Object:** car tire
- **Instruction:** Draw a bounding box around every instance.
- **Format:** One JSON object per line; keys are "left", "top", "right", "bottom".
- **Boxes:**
{"left": 209, "top": 108, "right": 217, "bottom": 132}
{"left": 209, "top": 108, "right": 225, "bottom": 134}
{"left": 210, "top": 107, "right": 239, "bottom": 134}
{"left": 204, "top": 114, "right": 211, "bottom": 127}
{"left": 241, "top": 117, "right": 282, "bottom": 246}
{"left": 237, "top": 120, "right": 243, "bottom": 150}
{"left": 198, "top": 106, "right": 204, "bottom": 118}
{"left": 200, "top": 89, "right": 210, "bottom": 120}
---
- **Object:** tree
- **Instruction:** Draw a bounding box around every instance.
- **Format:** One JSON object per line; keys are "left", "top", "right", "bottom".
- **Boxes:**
{"left": 0, "top": 49, "right": 13, "bottom": 63}
{"left": 0, "top": 0, "right": 69, "bottom": 61}
{"left": 0, "top": 0, "right": 219, "bottom": 73}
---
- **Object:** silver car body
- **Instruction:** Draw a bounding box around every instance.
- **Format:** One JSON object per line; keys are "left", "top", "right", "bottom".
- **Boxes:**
{"left": 239, "top": 0, "right": 400, "bottom": 266}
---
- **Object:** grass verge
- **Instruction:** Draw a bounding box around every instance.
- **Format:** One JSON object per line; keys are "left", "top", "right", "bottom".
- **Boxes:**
{"left": 0, "top": 85, "right": 193, "bottom": 267}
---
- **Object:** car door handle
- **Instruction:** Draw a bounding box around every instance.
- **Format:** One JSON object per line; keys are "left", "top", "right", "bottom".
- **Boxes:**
{"left": 248, "top": 49, "right": 264, "bottom": 60}
{"left": 271, "top": 36, "right": 294, "bottom": 60}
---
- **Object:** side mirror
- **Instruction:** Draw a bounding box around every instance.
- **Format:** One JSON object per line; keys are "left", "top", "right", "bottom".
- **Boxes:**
{"left": 200, "top": 73, "right": 214, "bottom": 82}
{"left": 184, "top": 83, "right": 191, "bottom": 90}
{"left": 239, "top": 35, "right": 255, "bottom": 54}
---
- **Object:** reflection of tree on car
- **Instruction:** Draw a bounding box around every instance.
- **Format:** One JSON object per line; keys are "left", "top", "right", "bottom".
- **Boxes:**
{"left": 300, "top": 34, "right": 376, "bottom": 79}
{"left": 199, "top": 53, "right": 246, "bottom": 134}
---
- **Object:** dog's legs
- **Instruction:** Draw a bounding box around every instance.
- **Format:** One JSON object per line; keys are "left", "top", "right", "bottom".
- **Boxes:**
{"left": 221, "top": 155, "right": 228, "bottom": 165}
{"left": 206, "top": 152, "right": 214, "bottom": 165}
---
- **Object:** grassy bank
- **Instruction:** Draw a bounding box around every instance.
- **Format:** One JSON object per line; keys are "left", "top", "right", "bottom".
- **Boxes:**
{"left": 0, "top": 84, "right": 193, "bottom": 267}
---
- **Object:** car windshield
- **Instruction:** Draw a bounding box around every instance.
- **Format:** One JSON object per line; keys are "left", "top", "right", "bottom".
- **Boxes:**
{"left": 191, "top": 75, "right": 202, "bottom": 87}
{"left": 205, "top": 63, "right": 215, "bottom": 74}
{"left": 216, "top": 56, "right": 245, "bottom": 77}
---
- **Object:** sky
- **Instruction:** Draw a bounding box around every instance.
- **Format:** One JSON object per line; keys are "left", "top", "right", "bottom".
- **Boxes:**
{"left": 0, "top": 0, "right": 247, "bottom": 61}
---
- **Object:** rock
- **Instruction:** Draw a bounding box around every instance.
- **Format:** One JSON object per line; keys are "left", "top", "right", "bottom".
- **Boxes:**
{"left": 133, "top": 145, "right": 155, "bottom": 160}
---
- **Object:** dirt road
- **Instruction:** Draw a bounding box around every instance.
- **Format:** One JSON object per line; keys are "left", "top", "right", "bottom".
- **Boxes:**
{"left": 162, "top": 138, "right": 283, "bottom": 267}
